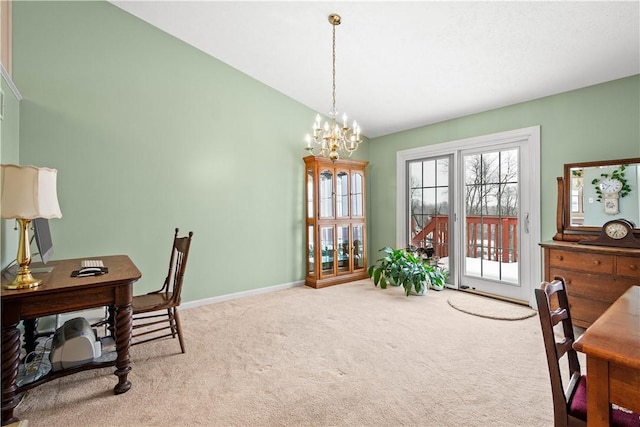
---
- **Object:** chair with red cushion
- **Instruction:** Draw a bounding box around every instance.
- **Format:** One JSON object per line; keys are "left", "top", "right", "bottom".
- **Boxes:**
{"left": 535, "top": 277, "right": 639, "bottom": 427}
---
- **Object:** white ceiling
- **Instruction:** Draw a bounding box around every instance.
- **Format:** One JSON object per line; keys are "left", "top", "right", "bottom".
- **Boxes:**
{"left": 110, "top": 1, "right": 640, "bottom": 139}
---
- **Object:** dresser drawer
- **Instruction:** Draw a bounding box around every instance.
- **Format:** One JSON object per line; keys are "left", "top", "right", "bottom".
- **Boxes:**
{"left": 616, "top": 256, "right": 640, "bottom": 278}
{"left": 548, "top": 269, "right": 635, "bottom": 304}
{"left": 548, "top": 249, "right": 614, "bottom": 274}
{"left": 542, "top": 241, "right": 640, "bottom": 328}
{"left": 566, "top": 294, "right": 611, "bottom": 328}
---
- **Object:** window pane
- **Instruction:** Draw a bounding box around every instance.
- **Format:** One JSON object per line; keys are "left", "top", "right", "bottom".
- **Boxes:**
{"left": 423, "top": 159, "right": 436, "bottom": 187}
{"left": 409, "top": 162, "right": 422, "bottom": 188}
{"left": 336, "top": 171, "right": 348, "bottom": 217}
{"left": 337, "top": 226, "right": 349, "bottom": 273}
{"left": 321, "top": 226, "right": 334, "bottom": 274}
{"left": 353, "top": 225, "right": 364, "bottom": 270}
{"left": 308, "top": 225, "right": 314, "bottom": 275}
{"left": 351, "top": 173, "right": 363, "bottom": 217}
{"left": 320, "top": 169, "right": 333, "bottom": 218}
{"left": 307, "top": 169, "right": 314, "bottom": 219}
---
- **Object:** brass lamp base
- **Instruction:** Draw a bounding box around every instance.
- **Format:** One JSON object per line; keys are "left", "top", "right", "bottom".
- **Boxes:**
{"left": 3, "top": 268, "right": 43, "bottom": 290}
{"left": 3, "top": 218, "right": 43, "bottom": 290}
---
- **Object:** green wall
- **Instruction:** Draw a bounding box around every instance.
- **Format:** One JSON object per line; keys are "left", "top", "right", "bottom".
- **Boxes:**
{"left": 12, "top": 1, "right": 370, "bottom": 301}
{"left": 1, "top": 71, "right": 22, "bottom": 269}
{"left": 367, "top": 75, "right": 640, "bottom": 256}
{"left": 11, "top": 0, "right": 639, "bottom": 302}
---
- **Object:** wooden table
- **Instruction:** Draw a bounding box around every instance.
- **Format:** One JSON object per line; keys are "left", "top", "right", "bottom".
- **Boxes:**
{"left": 573, "top": 285, "right": 640, "bottom": 427}
{"left": 1, "top": 255, "right": 141, "bottom": 426}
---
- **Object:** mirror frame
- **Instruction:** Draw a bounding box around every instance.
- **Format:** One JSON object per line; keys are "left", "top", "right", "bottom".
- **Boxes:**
{"left": 554, "top": 157, "right": 640, "bottom": 241}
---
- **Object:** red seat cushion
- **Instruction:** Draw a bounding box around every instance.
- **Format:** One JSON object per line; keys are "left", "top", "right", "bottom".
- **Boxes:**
{"left": 569, "top": 376, "right": 640, "bottom": 427}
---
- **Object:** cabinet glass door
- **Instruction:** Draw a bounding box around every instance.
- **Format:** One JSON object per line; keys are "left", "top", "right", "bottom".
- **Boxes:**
{"left": 337, "top": 225, "right": 350, "bottom": 273}
{"left": 307, "top": 168, "right": 314, "bottom": 218}
{"left": 320, "top": 169, "right": 333, "bottom": 218}
{"left": 336, "top": 171, "right": 349, "bottom": 218}
{"left": 320, "top": 226, "right": 334, "bottom": 276}
{"left": 353, "top": 224, "right": 364, "bottom": 270}
{"left": 308, "top": 225, "right": 315, "bottom": 276}
{"left": 351, "top": 172, "right": 364, "bottom": 217}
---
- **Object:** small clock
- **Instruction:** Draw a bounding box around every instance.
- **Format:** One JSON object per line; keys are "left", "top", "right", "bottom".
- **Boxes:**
{"left": 580, "top": 219, "right": 640, "bottom": 248}
{"left": 599, "top": 178, "right": 623, "bottom": 194}
{"left": 604, "top": 220, "right": 629, "bottom": 239}
{"left": 597, "top": 178, "right": 623, "bottom": 215}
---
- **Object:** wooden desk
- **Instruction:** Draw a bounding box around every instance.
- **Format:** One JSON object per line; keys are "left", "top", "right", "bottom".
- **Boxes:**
{"left": 1, "top": 255, "right": 141, "bottom": 426}
{"left": 573, "top": 285, "right": 640, "bottom": 427}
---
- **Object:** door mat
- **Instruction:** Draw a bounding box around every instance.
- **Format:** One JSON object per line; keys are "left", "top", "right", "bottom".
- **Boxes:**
{"left": 447, "top": 291, "right": 537, "bottom": 321}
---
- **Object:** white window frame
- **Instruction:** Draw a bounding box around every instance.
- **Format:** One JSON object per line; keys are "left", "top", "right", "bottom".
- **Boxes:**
{"left": 396, "top": 126, "right": 541, "bottom": 306}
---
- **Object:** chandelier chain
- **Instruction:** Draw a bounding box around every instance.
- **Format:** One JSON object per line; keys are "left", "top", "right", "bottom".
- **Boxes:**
{"left": 332, "top": 21, "right": 337, "bottom": 117}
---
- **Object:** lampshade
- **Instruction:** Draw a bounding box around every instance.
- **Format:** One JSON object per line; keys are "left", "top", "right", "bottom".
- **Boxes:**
{"left": 1, "top": 164, "right": 62, "bottom": 219}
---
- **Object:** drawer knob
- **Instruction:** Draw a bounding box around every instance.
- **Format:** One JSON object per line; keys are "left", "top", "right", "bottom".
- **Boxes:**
{"left": 630, "top": 264, "right": 638, "bottom": 271}
{"left": 557, "top": 255, "right": 563, "bottom": 261}
{"left": 593, "top": 260, "right": 601, "bottom": 265}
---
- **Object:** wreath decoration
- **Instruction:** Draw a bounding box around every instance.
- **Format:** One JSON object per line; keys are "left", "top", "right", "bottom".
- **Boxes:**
{"left": 591, "top": 164, "right": 632, "bottom": 202}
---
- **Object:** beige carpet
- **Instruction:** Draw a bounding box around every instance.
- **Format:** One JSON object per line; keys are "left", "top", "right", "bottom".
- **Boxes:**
{"left": 447, "top": 291, "right": 538, "bottom": 321}
{"left": 15, "top": 280, "right": 558, "bottom": 426}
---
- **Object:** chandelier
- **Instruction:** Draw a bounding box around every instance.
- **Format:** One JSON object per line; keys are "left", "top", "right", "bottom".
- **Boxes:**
{"left": 305, "top": 13, "right": 362, "bottom": 162}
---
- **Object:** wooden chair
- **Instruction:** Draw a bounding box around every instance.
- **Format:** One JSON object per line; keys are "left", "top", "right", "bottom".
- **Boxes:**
{"left": 132, "top": 228, "right": 193, "bottom": 353}
{"left": 536, "top": 277, "right": 639, "bottom": 427}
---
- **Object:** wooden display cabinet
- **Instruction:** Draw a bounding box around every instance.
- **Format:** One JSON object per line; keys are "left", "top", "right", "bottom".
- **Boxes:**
{"left": 304, "top": 155, "right": 368, "bottom": 288}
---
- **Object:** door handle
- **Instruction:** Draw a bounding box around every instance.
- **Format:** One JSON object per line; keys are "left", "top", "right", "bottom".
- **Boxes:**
{"left": 524, "top": 213, "right": 530, "bottom": 234}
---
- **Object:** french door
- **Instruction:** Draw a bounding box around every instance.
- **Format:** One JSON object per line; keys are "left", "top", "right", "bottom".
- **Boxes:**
{"left": 397, "top": 127, "right": 540, "bottom": 305}
{"left": 460, "top": 146, "right": 528, "bottom": 300}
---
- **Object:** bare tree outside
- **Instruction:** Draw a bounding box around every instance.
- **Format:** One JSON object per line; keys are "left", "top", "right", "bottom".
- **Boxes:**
{"left": 409, "top": 158, "right": 450, "bottom": 251}
{"left": 408, "top": 150, "right": 519, "bottom": 267}
{"left": 465, "top": 150, "right": 518, "bottom": 216}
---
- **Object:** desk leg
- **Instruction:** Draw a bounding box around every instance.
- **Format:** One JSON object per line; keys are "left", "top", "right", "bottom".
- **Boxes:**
{"left": 586, "top": 356, "right": 611, "bottom": 427}
{"left": 22, "top": 319, "right": 37, "bottom": 358}
{"left": 107, "top": 306, "right": 115, "bottom": 337}
{"left": 1, "top": 322, "right": 21, "bottom": 426}
{"left": 113, "top": 299, "right": 132, "bottom": 394}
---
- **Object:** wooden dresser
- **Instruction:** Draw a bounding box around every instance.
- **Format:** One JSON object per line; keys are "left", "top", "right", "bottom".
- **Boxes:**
{"left": 540, "top": 241, "right": 640, "bottom": 328}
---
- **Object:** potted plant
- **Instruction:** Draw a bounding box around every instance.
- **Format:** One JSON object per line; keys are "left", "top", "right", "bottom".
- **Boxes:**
{"left": 408, "top": 246, "right": 449, "bottom": 291}
{"left": 425, "top": 264, "right": 448, "bottom": 291}
{"left": 368, "top": 247, "right": 431, "bottom": 296}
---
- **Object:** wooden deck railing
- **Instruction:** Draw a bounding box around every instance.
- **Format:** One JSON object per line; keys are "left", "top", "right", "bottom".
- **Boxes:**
{"left": 411, "top": 215, "right": 518, "bottom": 263}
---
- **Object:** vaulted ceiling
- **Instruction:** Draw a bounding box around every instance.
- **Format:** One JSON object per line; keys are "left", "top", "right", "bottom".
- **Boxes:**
{"left": 111, "top": 1, "right": 640, "bottom": 138}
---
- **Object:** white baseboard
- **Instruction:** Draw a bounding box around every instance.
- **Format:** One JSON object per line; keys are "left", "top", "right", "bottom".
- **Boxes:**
{"left": 181, "top": 280, "right": 306, "bottom": 311}
{"left": 35, "top": 281, "right": 306, "bottom": 331}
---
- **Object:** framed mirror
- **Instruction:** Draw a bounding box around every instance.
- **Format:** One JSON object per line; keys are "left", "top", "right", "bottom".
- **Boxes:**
{"left": 555, "top": 157, "right": 640, "bottom": 241}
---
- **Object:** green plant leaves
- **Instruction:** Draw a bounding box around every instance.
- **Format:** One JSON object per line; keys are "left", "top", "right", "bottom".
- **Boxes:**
{"left": 368, "top": 247, "right": 444, "bottom": 296}
{"left": 591, "top": 165, "right": 631, "bottom": 202}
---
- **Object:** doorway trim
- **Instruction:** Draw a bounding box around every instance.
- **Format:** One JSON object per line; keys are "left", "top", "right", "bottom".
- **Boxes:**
{"left": 396, "top": 126, "right": 541, "bottom": 306}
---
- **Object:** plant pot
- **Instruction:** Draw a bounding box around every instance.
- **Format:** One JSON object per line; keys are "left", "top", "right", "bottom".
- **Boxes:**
{"left": 412, "top": 283, "right": 428, "bottom": 295}
{"left": 430, "top": 282, "right": 445, "bottom": 291}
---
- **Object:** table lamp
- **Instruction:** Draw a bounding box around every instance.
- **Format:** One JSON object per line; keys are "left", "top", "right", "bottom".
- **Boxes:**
{"left": 1, "top": 164, "right": 62, "bottom": 290}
